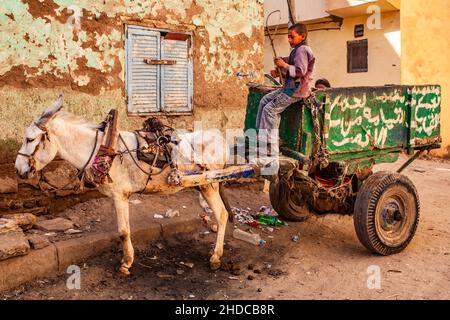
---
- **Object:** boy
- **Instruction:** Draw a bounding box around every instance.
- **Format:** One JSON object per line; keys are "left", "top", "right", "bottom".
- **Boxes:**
{"left": 314, "top": 78, "right": 331, "bottom": 90}
{"left": 256, "top": 23, "right": 315, "bottom": 136}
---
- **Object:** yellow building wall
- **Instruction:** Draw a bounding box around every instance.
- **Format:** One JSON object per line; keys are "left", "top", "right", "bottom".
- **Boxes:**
{"left": 264, "top": 11, "right": 401, "bottom": 88}
{"left": 401, "top": 0, "right": 450, "bottom": 157}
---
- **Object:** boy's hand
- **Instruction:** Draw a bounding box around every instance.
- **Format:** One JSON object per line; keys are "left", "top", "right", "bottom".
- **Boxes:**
{"left": 274, "top": 58, "right": 289, "bottom": 69}
{"left": 270, "top": 69, "right": 280, "bottom": 78}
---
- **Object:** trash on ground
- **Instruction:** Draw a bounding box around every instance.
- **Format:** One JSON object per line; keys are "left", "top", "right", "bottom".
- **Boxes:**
{"left": 182, "top": 206, "right": 187, "bottom": 209}
{"left": 256, "top": 206, "right": 278, "bottom": 217}
{"left": 256, "top": 215, "right": 284, "bottom": 226}
{"left": 130, "top": 199, "right": 142, "bottom": 205}
{"left": 165, "top": 209, "right": 180, "bottom": 219}
{"left": 228, "top": 276, "right": 239, "bottom": 280}
{"left": 292, "top": 235, "right": 300, "bottom": 242}
{"left": 156, "top": 273, "right": 174, "bottom": 279}
{"left": 153, "top": 214, "right": 164, "bottom": 219}
{"left": 64, "top": 229, "right": 83, "bottom": 235}
{"left": 155, "top": 243, "right": 164, "bottom": 250}
{"left": 233, "top": 228, "right": 265, "bottom": 246}
{"left": 176, "top": 269, "right": 184, "bottom": 275}
{"left": 199, "top": 193, "right": 213, "bottom": 214}
{"left": 44, "top": 232, "right": 57, "bottom": 237}
{"left": 232, "top": 207, "right": 257, "bottom": 226}
{"left": 180, "top": 262, "right": 194, "bottom": 269}
{"left": 189, "top": 294, "right": 195, "bottom": 299}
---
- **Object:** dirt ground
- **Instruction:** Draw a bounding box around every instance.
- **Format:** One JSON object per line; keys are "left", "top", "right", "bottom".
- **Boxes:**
{"left": 1, "top": 154, "right": 450, "bottom": 300}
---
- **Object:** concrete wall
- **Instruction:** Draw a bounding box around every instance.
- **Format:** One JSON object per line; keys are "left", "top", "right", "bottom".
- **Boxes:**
{"left": 264, "top": 11, "right": 401, "bottom": 88}
{"left": 401, "top": 0, "right": 450, "bottom": 157}
{"left": 0, "top": 0, "right": 264, "bottom": 163}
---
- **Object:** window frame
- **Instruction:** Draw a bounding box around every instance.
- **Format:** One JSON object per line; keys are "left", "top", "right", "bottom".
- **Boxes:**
{"left": 347, "top": 39, "right": 368, "bottom": 73}
{"left": 125, "top": 25, "right": 194, "bottom": 116}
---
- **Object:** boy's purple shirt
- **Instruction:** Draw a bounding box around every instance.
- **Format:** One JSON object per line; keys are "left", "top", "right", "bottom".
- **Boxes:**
{"left": 282, "top": 44, "right": 315, "bottom": 98}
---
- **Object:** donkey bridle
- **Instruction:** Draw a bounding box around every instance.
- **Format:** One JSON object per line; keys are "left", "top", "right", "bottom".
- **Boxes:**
{"left": 17, "top": 123, "right": 100, "bottom": 192}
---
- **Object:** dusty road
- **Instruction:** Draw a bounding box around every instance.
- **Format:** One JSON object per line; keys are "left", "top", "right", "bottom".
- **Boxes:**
{"left": 2, "top": 155, "right": 450, "bottom": 300}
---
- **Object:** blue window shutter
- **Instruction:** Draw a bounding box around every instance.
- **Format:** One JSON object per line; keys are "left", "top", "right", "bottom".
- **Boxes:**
{"left": 161, "top": 36, "right": 193, "bottom": 113}
{"left": 126, "top": 27, "right": 160, "bottom": 113}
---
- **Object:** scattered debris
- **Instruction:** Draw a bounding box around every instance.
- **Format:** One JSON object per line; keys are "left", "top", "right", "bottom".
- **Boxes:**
{"left": 189, "top": 294, "right": 195, "bottom": 299}
{"left": 184, "top": 262, "right": 194, "bottom": 269}
{"left": 413, "top": 168, "right": 426, "bottom": 173}
{"left": 138, "top": 262, "right": 152, "bottom": 269}
{"left": 44, "top": 232, "right": 57, "bottom": 237}
{"left": 155, "top": 243, "right": 164, "bottom": 250}
{"left": 292, "top": 235, "right": 300, "bottom": 242}
{"left": 35, "top": 218, "right": 75, "bottom": 232}
{"left": 153, "top": 214, "right": 164, "bottom": 219}
{"left": 64, "top": 229, "right": 83, "bottom": 235}
{"left": 27, "top": 234, "right": 51, "bottom": 250}
{"left": 199, "top": 193, "right": 213, "bottom": 214}
{"left": 165, "top": 209, "right": 180, "bottom": 219}
{"left": 228, "top": 276, "right": 239, "bottom": 280}
{"left": 156, "top": 273, "right": 174, "bottom": 279}
{"left": 129, "top": 199, "right": 142, "bottom": 205}
{"left": 387, "top": 269, "right": 402, "bottom": 274}
{"left": 256, "top": 215, "right": 283, "bottom": 226}
{"left": 232, "top": 207, "right": 256, "bottom": 226}
{"left": 233, "top": 228, "right": 265, "bottom": 246}
{"left": 176, "top": 269, "right": 184, "bottom": 275}
{"left": 182, "top": 206, "right": 187, "bottom": 209}
{"left": 256, "top": 206, "right": 278, "bottom": 217}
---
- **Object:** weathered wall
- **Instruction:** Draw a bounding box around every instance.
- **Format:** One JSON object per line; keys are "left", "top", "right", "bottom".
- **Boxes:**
{"left": 0, "top": 0, "right": 264, "bottom": 163}
{"left": 401, "top": 0, "right": 450, "bottom": 157}
{"left": 264, "top": 11, "right": 401, "bottom": 88}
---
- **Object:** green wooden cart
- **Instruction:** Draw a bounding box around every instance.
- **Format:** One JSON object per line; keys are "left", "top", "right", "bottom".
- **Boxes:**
{"left": 242, "top": 84, "right": 441, "bottom": 255}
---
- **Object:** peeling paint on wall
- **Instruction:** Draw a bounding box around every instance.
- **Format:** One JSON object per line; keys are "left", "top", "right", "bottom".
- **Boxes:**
{"left": 0, "top": 0, "right": 264, "bottom": 162}
{"left": 0, "top": 0, "right": 264, "bottom": 92}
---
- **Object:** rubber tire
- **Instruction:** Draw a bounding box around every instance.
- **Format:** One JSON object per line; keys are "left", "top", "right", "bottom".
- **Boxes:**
{"left": 354, "top": 171, "right": 420, "bottom": 256}
{"left": 269, "top": 177, "right": 311, "bottom": 222}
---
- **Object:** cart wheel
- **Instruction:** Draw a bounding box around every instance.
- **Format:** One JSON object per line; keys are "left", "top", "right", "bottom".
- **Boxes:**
{"left": 269, "top": 176, "right": 311, "bottom": 222}
{"left": 353, "top": 171, "right": 420, "bottom": 255}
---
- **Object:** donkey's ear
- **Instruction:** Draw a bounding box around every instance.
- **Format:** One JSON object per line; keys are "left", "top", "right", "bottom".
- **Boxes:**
{"left": 37, "top": 94, "right": 64, "bottom": 127}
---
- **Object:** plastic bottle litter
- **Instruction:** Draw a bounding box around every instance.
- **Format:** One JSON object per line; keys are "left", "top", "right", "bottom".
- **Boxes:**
{"left": 233, "top": 228, "right": 265, "bottom": 246}
{"left": 153, "top": 214, "right": 164, "bottom": 219}
{"left": 256, "top": 215, "right": 284, "bottom": 226}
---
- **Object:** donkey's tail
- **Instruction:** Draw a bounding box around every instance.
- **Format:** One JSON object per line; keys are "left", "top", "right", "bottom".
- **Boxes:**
{"left": 219, "top": 183, "right": 233, "bottom": 223}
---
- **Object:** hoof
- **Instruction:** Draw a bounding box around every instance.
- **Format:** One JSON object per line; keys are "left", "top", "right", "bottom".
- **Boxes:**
{"left": 209, "top": 260, "right": 221, "bottom": 271}
{"left": 119, "top": 265, "right": 131, "bottom": 277}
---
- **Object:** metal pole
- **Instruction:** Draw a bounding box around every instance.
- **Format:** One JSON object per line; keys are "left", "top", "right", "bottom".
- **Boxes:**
{"left": 265, "top": 10, "right": 284, "bottom": 86}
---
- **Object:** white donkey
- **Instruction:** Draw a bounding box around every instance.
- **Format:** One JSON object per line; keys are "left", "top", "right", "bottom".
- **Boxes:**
{"left": 15, "top": 95, "right": 232, "bottom": 276}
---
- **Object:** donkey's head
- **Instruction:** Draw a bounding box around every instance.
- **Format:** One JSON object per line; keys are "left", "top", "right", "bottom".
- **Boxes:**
{"left": 15, "top": 95, "right": 64, "bottom": 179}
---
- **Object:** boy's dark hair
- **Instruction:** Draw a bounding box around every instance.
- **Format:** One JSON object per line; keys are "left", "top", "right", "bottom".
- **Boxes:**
{"left": 288, "top": 23, "right": 308, "bottom": 38}
{"left": 315, "top": 78, "right": 331, "bottom": 88}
